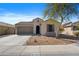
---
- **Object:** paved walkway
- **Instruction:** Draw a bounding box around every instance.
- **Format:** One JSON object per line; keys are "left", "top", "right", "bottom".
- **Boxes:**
{"left": 0, "top": 35, "right": 79, "bottom": 56}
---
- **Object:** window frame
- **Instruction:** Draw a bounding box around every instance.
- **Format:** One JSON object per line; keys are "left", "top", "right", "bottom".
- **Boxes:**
{"left": 47, "top": 24, "right": 54, "bottom": 32}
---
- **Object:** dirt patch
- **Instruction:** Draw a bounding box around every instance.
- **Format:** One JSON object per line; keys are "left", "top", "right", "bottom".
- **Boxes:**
{"left": 26, "top": 36, "right": 75, "bottom": 45}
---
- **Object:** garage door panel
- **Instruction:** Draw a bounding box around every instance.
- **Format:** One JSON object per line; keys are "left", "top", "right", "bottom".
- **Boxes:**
{"left": 17, "top": 26, "right": 33, "bottom": 35}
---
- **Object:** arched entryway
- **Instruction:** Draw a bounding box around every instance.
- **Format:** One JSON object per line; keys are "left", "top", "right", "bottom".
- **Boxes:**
{"left": 36, "top": 26, "right": 40, "bottom": 34}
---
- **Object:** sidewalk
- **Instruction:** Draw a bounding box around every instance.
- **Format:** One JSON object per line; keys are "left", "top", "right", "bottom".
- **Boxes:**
{"left": 0, "top": 44, "right": 79, "bottom": 56}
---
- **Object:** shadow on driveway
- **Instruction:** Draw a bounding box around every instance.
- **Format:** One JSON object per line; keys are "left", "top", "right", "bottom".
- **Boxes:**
{"left": 0, "top": 35, "right": 12, "bottom": 38}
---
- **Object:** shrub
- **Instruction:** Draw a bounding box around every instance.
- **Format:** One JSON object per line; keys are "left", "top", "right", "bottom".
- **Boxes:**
{"left": 73, "top": 25, "right": 79, "bottom": 36}
{"left": 73, "top": 31, "right": 79, "bottom": 36}
{"left": 76, "top": 26, "right": 79, "bottom": 30}
{"left": 59, "top": 26, "right": 64, "bottom": 32}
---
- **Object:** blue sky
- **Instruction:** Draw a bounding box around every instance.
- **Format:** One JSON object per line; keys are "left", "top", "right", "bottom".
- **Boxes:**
{"left": 0, "top": 3, "right": 78, "bottom": 24}
{"left": 0, "top": 3, "right": 47, "bottom": 15}
{"left": 0, "top": 3, "right": 47, "bottom": 24}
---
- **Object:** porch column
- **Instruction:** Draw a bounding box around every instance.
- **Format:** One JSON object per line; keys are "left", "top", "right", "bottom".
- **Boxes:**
{"left": 55, "top": 26, "right": 59, "bottom": 37}
{"left": 33, "top": 24, "right": 36, "bottom": 35}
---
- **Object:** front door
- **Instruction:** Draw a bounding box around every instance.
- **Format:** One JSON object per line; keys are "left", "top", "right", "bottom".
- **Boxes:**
{"left": 36, "top": 26, "right": 40, "bottom": 34}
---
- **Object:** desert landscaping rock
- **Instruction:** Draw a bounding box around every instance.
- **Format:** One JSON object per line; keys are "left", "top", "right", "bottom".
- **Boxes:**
{"left": 27, "top": 36, "right": 74, "bottom": 45}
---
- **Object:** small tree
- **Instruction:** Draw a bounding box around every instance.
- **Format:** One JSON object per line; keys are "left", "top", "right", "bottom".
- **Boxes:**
{"left": 44, "top": 3, "right": 79, "bottom": 37}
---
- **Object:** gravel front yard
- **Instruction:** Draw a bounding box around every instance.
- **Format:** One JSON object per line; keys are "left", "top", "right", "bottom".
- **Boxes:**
{"left": 26, "top": 36, "right": 76, "bottom": 45}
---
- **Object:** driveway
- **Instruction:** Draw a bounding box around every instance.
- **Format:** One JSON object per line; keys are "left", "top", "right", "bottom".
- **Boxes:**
{"left": 0, "top": 35, "right": 31, "bottom": 45}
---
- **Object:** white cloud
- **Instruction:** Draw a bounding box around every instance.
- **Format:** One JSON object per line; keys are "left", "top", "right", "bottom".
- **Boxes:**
{"left": 0, "top": 13, "right": 42, "bottom": 24}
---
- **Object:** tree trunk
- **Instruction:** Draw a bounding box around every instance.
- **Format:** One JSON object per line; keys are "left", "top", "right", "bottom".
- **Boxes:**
{"left": 56, "top": 17, "right": 63, "bottom": 38}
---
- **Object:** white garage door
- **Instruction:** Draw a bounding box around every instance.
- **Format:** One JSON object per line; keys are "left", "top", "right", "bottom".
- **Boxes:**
{"left": 17, "top": 26, "right": 33, "bottom": 35}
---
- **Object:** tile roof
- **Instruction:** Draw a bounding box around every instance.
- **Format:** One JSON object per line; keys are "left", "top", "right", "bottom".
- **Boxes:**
{"left": 0, "top": 22, "right": 15, "bottom": 27}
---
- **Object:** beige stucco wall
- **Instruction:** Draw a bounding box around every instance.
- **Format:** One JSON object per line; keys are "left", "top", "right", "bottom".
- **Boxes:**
{"left": 0, "top": 26, "right": 15, "bottom": 35}
{"left": 0, "top": 26, "right": 7, "bottom": 35}
{"left": 41, "top": 22, "right": 47, "bottom": 35}
{"left": 33, "top": 19, "right": 43, "bottom": 35}
{"left": 33, "top": 19, "right": 60, "bottom": 36}
{"left": 33, "top": 20, "right": 59, "bottom": 36}
{"left": 33, "top": 22, "right": 40, "bottom": 34}
{"left": 62, "top": 27, "right": 74, "bottom": 35}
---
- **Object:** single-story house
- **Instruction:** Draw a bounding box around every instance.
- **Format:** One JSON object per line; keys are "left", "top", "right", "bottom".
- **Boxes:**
{"left": 0, "top": 22, "right": 15, "bottom": 35}
{"left": 15, "top": 18, "right": 60, "bottom": 36}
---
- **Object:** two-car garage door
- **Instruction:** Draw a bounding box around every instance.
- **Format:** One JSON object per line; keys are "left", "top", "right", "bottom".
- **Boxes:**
{"left": 17, "top": 26, "right": 33, "bottom": 35}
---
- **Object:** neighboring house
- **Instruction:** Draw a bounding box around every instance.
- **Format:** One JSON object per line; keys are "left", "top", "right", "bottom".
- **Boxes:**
{"left": 62, "top": 21, "right": 79, "bottom": 36}
{"left": 62, "top": 22, "right": 74, "bottom": 35}
{"left": 0, "top": 22, "right": 15, "bottom": 35}
{"left": 72, "top": 21, "right": 79, "bottom": 36}
{"left": 15, "top": 18, "right": 60, "bottom": 36}
{"left": 72, "top": 21, "right": 79, "bottom": 31}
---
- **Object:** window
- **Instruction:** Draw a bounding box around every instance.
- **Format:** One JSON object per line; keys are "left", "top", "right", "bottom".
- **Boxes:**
{"left": 47, "top": 24, "right": 54, "bottom": 32}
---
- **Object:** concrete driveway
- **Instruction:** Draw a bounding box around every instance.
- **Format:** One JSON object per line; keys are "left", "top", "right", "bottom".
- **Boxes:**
{"left": 0, "top": 35, "right": 31, "bottom": 45}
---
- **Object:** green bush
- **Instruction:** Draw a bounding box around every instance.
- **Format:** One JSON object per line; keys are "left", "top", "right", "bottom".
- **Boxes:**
{"left": 76, "top": 26, "right": 79, "bottom": 30}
